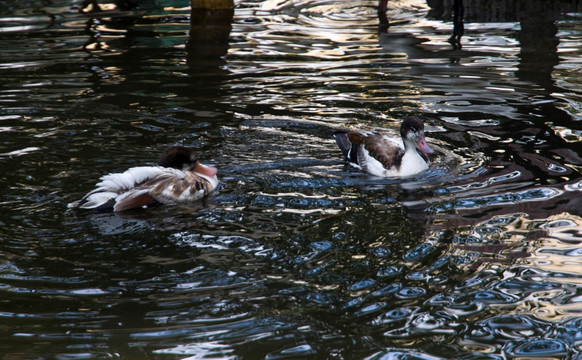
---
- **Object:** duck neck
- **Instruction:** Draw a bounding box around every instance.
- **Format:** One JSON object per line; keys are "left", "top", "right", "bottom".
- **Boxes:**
{"left": 403, "top": 139, "right": 426, "bottom": 163}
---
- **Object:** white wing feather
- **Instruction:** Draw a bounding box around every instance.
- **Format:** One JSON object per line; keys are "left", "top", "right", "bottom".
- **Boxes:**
{"left": 95, "top": 166, "right": 170, "bottom": 191}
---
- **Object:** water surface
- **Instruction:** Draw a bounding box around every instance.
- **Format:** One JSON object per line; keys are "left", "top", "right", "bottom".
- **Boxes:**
{"left": 1, "top": 0, "right": 582, "bottom": 358}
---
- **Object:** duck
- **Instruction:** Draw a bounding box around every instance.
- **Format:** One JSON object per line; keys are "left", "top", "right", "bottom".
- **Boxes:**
{"left": 68, "top": 146, "right": 219, "bottom": 212}
{"left": 334, "top": 116, "right": 435, "bottom": 177}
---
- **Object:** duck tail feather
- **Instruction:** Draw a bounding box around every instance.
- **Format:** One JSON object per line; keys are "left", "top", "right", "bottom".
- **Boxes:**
{"left": 69, "top": 191, "right": 118, "bottom": 211}
{"left": 334, "top": 131, "right": 360, "bottom": 164}
{"left": 333, "top": 131, "right": 351, "bottom": 159}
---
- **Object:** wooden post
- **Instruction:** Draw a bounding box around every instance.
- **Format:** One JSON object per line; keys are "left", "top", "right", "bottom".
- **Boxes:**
{"left": 191, "top": 0, "right": 233, "bottom": 10}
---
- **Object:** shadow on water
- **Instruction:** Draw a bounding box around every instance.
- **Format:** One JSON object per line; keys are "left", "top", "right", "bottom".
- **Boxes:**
{"left": 1, "top": 0, "right": 582, "bottom": 358}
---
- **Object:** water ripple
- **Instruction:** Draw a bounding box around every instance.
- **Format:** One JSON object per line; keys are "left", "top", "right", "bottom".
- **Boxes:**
{"left": 2, "top": 0, "right": 582, "bottom": 359}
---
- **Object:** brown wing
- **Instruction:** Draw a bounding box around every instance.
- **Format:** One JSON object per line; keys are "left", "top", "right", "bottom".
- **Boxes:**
{"left": 113, "top": 189, "right": 156, "bottom": 211}
{"left": 145, "top": 172, "right": 211, "bottom": 205}
{"left": 361, "top": 135, "right": 404, "bottom": 169}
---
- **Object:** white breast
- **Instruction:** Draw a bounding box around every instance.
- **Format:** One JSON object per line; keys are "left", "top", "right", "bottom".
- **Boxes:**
{"left": 396, "top": 150, "right": 429, "bottom": 177}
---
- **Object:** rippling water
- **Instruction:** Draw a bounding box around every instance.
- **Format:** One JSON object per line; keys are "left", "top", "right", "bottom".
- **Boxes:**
{"left": 1, "top": 0, "right": 582, "bottom": 358}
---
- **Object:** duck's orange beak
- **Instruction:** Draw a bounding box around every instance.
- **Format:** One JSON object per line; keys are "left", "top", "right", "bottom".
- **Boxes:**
{"left": 194, "top": 161, "right": 218, "bottom": 177}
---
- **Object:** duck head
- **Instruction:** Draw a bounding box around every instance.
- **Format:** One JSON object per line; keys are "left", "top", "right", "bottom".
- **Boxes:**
{"left": 159, "top": 146, "right": 218, "bottom": 177}
{"left": 400, "top": 116, "right": 435, "bottom": 156}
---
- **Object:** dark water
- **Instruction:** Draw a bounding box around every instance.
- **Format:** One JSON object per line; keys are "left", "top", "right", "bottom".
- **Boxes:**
{"left": 1, "top": 0, "right": 582, "bottom": 358}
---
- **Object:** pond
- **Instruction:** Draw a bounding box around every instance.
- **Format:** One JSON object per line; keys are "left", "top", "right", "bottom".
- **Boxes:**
{"left": 1, "top": 0, "right": 582, "bottom": 358}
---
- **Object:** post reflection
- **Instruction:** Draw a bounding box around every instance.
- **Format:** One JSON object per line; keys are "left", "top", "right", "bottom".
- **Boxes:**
{"left": 448, "top": 0, "right": 464, "bottom": 49}
{"left": 187, "top": 0, "right": 234, "bottom": 74}
{"left": 379, "top": 0, "right": 465, "bottom": 49}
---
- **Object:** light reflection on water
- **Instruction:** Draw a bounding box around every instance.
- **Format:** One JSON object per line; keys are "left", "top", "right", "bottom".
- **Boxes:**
{"left": 1, "top": 0, "right": 582, "bottom": 358}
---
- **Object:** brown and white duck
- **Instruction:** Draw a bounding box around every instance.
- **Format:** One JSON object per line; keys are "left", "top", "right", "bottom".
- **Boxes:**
{"left": 334, "top": 116, "right": 435, "bottom": 177}
{"left": 68, "top": 146, "right": 219, "bottom": 212}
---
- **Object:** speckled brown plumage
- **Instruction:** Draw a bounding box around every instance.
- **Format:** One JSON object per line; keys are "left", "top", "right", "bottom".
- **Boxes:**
{"left": 333, "top": 116, "right": 435, "bottom": 177}
{"left": 69, "top": 146, "right": 219, "bottom": 212}
{"left": 360, "top": 134, "right": 405, "bottom": 170}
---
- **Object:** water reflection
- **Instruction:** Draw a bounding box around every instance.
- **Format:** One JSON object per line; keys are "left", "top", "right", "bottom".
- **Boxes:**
{"left": 188, "top": 7, "right": 233, "bottom": 72}
{"left": 2, "top": 0, "right": 582, "bottom": 358}
{"left": 380, "top": 0, "right": 465, "bottom": 48}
